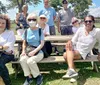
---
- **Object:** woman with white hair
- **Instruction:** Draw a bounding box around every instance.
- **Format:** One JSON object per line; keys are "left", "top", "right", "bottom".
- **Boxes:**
{"left": 20, "top": 13, "right": 44, "bottom": 85}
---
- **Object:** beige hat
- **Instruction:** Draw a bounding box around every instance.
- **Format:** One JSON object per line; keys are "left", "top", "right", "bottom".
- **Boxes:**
{"left": 39, "top": 15, "right": 47, "bottom": 18}
{"left": 71, "top": 17, "right": 79, "bottom": 24}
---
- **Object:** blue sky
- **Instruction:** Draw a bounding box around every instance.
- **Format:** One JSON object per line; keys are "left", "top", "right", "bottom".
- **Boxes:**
{"left": 0, "top": 0, "right": 100, "bottom": 20}
{"left": 90, "top": 0, "right": 100, "bottom": 8}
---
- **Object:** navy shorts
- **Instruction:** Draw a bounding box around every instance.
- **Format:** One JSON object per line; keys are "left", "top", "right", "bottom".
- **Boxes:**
{"left": 60, "top": 25, "right": 73, "bottom": 35}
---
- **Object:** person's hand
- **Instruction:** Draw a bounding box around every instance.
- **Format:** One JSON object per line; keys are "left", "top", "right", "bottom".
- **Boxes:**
{"left": 97, "top": 53, "right": 100, "bottom": 61}
{"left": 20, "top": 24, "right": 23, "bottom": 28}
{"left": 28, "top": 51, "right": 35, "bottom": 57}
{"left": 66, "top": 40, "right": 73, "bottom": 51}
{"left": 20, "top": 51, "right": 26, "bottom": 56}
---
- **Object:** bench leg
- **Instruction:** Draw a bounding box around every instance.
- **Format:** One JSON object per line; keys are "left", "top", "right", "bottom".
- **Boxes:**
{"left": 12, "top": 64, "right": 21, "bottom": 79}
{"left": 91, "top": 62, "right": 99, "bottom": 72}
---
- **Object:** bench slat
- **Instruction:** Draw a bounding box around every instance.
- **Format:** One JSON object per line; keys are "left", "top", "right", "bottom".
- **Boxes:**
{"left": 51, "top": 43, "right": 66, "bottom": 46}
{"left": 11, "top": 55, "right": 98, "bottom": 64}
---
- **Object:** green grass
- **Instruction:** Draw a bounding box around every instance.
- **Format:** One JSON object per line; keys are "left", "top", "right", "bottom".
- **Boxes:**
{"left": 7, "top": 62, "right": 100, "bottom": 85}
{"left": 5, "top": 22, "right": 100, "bottom": 85}
{"left": 95, "top": 23, "right": 100, "bottom": 28}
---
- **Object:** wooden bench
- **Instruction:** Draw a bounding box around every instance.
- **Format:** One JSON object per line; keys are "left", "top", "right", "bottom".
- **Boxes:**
{"left": 13, "top": 35, "right": 99, "bottom": 78}
{"left": 51, "top": 43, "right": 66, "bottom": 46}
{"left": 11, "top": 54, "right": 99, "bottom": 79}
{"left": 12, "top": 55, "right": 98, "bottom": 63}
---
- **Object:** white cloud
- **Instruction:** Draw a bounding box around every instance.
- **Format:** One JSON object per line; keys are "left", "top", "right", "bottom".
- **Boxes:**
{"left": 89, "top": 3, "right": 96, "bottom": 8}
{"left": 0, "top": 0, "right": 9, "bottom": 5}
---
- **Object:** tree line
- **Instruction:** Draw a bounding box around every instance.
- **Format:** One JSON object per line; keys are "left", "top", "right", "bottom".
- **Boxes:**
{"left": 0, "top": 0, "right": 92, "bottom": 18}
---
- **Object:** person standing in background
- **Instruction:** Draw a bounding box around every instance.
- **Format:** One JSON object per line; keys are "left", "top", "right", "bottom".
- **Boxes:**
{"left": 39, "top": 14, "right": 50, "bottom": 36}
{"left": 39, "top": 0, "right": 56, "bottom": 35}
{"left": 71, "top": 17, "right": 80, "bottom": 34}
{"left": 39, "top": 0, "right": 59, "bottom": 55}
{"left": 15, "top": 4, "right": 29, "bottom": 36}
{"left": 57, "top": 0, "right": 75, "bottom": 35}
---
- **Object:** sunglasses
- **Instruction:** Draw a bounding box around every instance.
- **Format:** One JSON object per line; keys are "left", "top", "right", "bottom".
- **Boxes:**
{"left": 85, "top": 20, "right": 93, "bottom": 23}
{"left": 72, "top": 20, "right": 78, "bottom": 24}
{"left": 62, "top": 1, "right": 68, "bottom": 4}
{"left": 40, "top": 17, "right": 46, "bottom": 19}
{"left": 28, "top": 18, "right": 37, "bottom": 22}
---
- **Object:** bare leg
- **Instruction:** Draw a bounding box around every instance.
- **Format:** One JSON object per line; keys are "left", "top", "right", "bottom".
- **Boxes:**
{"left": 63, "top": 50, "right": 81, "bottom": 78}
{"left": 64, "top": 50, "right": 81, "bottom": 69}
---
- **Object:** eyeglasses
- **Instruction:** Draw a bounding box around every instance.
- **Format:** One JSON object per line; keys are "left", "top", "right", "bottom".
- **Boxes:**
{"left": 85, "top": 20, "right": 93, "bottom": 23}
{"left": 28, "top": 19, "right": 37, "bottom": 22}
{"left": 62, "top": 1, "right": 68, "bottom": 4}
{"left": 40, "top": 17, "right": 46, "bottom": 19}
{"left": 63, "top": 2, "right": 68, "bottom": 4}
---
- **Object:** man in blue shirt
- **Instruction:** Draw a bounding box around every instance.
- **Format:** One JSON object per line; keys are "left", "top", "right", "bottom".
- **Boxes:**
{"left": 39, "top": 0, "right": 56, "bottom": 35}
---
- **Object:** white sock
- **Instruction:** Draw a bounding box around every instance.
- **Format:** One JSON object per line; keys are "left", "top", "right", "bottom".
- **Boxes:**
{"left": 69, "top": 68, "right": 75, "bottom": 72}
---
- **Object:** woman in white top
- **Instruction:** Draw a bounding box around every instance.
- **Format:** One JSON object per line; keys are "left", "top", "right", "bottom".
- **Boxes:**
{"left": 0, "top": 14, "right": 16, "bottom": 85}
{"left": 62, "top": 15, "right": 100, "bottom": 79}
{"left": 39, "top": 14, "right": 50, "bottom": 36}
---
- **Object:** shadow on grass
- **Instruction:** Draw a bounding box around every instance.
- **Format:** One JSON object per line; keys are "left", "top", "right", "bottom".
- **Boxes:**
{"left": 9, "top": 63, "right": 100, "bottom": 85}
{"left": 76, "top": 62, "right": 100, "bottom": 85}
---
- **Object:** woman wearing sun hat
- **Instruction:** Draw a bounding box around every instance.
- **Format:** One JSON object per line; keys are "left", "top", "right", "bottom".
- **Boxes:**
{"left": 39, "top": 14, "right": 50, "bottom": 36}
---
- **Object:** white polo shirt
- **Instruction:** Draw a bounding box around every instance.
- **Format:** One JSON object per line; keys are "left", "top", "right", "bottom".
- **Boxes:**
{"left": 72, "top": 27, "right": 100, "bottom": 59}
{"left": 0, "top": 30, "right": 16, "bottom": 53}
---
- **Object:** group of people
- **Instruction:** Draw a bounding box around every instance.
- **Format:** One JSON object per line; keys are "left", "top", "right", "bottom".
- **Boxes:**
{"left": 0, "top": 0, "right": 100, "bottom": 85}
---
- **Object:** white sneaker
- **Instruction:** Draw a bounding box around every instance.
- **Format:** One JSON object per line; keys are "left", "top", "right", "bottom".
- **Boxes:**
{"left": 70, "top": 78, "right": 77, "bottom": 83}
{"left": 62, "top": 69, "right": 78, "bottom": 79}
{"left": 23, "top": 79, "right": 30, "bottom": 85}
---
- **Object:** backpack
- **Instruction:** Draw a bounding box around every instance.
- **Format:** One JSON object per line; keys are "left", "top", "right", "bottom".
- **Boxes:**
{"left": 39, "top": 29, "right": 52, "bottom": 58}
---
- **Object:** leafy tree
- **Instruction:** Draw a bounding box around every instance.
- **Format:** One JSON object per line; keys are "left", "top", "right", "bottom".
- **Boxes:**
{"left": 68, "top": 0, "right": 92, "bottom": 18}
{"left": 50, "top": 0, "right": 62, "bottom": 11}
{"left": 0, "top": 1, "right": 7, "bottom": 13}
{"left": 7, "top": 0, "right": 41, "bottom": 12}
{"left": 50, "top": 0, "right": 92, "bottom": 17}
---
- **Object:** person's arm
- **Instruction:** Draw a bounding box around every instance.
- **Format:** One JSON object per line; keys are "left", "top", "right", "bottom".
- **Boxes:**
{"left": 56, "top": 16, "right": 61, "bottom": 33}
{"left": 44, "top": 24, "right": 50, "bottom": 36}
{"left": 53, "top": 8, "right": 56, "bottom": 21}
{"left": 21, "top": 40, "right": 27, "bottom": 54}
{"left": 71, "top": 9, "right": 75, "bottom": 17}
{"left": 31, "top": 40, "right": 44, "bottom": 55}
{"left": 15, "top": 13, "right": 20, "bottom": 25}
{"left": 96, "top": 29, "right": 100, "bottom": 61}
{"left": 3, "top": 31, "right": 16, "bottom": 53}
{"left": 71, "top": 28, "right": 81, "bottom": 45}
{"left": 0, "top": 46, "right": 3, "bottom": 50}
